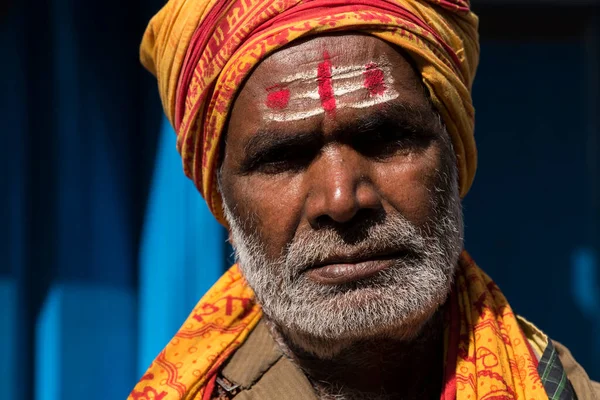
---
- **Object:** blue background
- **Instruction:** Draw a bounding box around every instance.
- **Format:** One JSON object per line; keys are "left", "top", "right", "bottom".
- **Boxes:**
{"left": 1, "top": 2, "right": 598, "bottom": 399}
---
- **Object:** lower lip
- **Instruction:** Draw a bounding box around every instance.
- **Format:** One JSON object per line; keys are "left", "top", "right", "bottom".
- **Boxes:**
{"left": 305, "top": 258, "right": 397, "bottom": 285}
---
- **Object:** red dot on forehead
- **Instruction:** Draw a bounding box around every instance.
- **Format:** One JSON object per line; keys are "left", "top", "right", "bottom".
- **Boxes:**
{"left": 363, "top": 62, "right": 386, "bottom": 96}
{"left": 265, "top": 85, "right": 290, "bottom": 110}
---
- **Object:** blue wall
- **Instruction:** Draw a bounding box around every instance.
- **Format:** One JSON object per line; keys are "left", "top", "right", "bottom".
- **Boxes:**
{"left": 137, "top": 120, "right": 226, "bottom": 376}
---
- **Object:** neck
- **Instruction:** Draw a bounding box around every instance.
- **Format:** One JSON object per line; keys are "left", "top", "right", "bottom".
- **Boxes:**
{"left": 266, "top": 306, "right": 447, "bottom": 400}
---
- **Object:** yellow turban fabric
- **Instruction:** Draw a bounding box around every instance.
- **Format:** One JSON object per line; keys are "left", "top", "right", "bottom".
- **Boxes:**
{"left": 140, "top": 0, "right": 479, "bottom": 224}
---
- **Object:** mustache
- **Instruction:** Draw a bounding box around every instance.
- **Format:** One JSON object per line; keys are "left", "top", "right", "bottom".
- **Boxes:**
{"left": 283, "top": 212, "right": 428, "bottom": 273}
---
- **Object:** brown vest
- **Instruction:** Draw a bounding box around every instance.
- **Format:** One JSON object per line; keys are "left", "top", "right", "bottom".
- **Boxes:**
{"left": 217, "top": 320, "right": 599, "bottom": 400}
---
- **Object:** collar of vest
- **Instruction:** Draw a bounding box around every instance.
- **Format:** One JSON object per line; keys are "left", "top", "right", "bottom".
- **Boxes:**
{"left": 219, "top": 319, "right": 318, "bottom": 400}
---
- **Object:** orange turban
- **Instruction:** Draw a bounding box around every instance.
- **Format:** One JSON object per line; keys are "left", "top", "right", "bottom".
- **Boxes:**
{"left": 141, "top": 0, "right": 479, "bottom": 224}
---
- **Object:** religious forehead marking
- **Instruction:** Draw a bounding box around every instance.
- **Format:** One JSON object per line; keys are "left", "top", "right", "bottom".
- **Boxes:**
{"left": 264, "top": 53, "right": 399, "bottom": 122}
{"left": 265, "top": 85, "right": 290, "bottom": 110}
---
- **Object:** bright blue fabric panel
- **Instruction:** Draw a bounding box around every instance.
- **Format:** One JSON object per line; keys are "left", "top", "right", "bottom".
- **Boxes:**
{"left": 138, "top": 118, "right": 227, "bottom": 376}
{"left": 572, "top": 248, "right": 600, "bottom": 319}
{"left": 35, "top": 284, "right": 136, "bottom": 400}
{"left": 571, "top": 248, "right": 600, "bottom": 362}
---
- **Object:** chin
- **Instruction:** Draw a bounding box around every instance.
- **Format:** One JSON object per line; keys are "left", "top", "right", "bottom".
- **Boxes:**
{"left": 262, "top": 274, "right": 452, "bottom": 359}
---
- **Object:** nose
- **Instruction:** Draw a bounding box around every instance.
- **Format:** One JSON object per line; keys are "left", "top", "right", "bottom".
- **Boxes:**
{"left": 305, "top": 148, "right": 382, "bottom": 227}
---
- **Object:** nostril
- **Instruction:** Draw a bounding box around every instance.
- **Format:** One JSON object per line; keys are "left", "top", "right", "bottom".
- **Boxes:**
{"left": 313, "top": 208, "right": 385, "bottom": 240}
{"left": 313, "top": 214, "right": 335, "bottom": 231}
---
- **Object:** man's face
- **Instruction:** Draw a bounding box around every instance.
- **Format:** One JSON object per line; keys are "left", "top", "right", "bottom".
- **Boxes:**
{"left": 219, "top": 34, "right": 463, "bottom": 356}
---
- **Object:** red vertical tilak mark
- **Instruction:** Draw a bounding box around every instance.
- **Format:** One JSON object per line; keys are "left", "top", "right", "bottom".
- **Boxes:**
{"left": 265, "top": 85, "right": 290, "bottom": 109}
{"left": 363, "top": 62, "right": 386, "bottom": 96}
{"left": 317, "top": 51, "right": 336, "bottom": 114}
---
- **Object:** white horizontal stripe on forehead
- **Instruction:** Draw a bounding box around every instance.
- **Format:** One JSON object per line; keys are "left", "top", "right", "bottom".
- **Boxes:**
{"left": 290, "top": 89, "right": 321, "bottom": 101}
{"left": 266, "top": 96, "right": 400, "bottom": 122}
{"left": 266, "top": 108, "right": 324, "bottom": 122}
{"left": 279, "top": 70, "right": 318, "bottom": 84}
{"left": 265, "top": 91, "right": 400, "bottom": 122}
{"left": 330, "top": 66, "right": 365, "bottom": 80}
{"left": 345, "top": 90, "right": 399, "bottom": 109}
{"left": 277, "top": 63, "right": 388, "bottom": 84}
{"left": 288, "top": 64, "right": 395, "bottom": 100}
{"left": 265, "top": 89, "right": 399, "bottom": 122}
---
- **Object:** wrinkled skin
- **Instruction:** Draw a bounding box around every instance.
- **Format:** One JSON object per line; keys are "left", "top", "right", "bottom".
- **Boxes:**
{"left": 219, "top": 34, "right": 463, "bottom": 399}
{"left": 221, "top": 35, "right": 445, "bottom": 260}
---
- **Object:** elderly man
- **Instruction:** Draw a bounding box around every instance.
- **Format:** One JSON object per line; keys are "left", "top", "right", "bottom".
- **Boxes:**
{"left": 129, "top": 1, "right": 599, "bottom": 399}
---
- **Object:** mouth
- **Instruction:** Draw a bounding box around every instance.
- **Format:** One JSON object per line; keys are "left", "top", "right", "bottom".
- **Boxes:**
{"left": 304, "top": 249, "right": 410, "bottom": 285}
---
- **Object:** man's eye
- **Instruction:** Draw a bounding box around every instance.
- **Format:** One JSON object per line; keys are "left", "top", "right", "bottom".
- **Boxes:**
{"left": 254, "top": 152, "right": 313, "bottom": 174}
{"left": 356, "top": 130, "right": 432, "bottom": 159}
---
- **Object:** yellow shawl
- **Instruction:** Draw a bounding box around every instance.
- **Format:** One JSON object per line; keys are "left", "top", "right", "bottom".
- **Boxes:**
{"left": 129, "top": 252, "right": 547, "bottom": 399}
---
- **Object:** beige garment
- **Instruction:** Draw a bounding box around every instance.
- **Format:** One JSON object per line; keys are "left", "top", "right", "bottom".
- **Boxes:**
{"left": 220, "top": 321, "right": 317, "bottom": 400}
{"left": 553, "top": 341, "right": 600, "bottom": 400}
{"left": 518, "top": 315, "right": 599, "bottom": 399}
{"left": 218, "top": 319, "right": 599, "bottom": 399}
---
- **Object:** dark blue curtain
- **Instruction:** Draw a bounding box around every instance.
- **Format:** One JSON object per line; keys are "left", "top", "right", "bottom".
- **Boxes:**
{"left": 1, "top": 0, "right": 166, "bottom": 398}
{"left": 1, "top": 3, "right": 598, "bottom": 400}
{"left": 465, "top": 5, "right": 600, "bottom": 379}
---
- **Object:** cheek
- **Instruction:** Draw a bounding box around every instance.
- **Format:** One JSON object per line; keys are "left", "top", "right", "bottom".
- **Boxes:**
{"left": 225, "top": 145, "right": 445, "bottom": 258}
{"left": 374, "top": 148, "right": 442, "bottom": 228}
{"left": 228, "top": 174, "right": 304, "bottom": 260}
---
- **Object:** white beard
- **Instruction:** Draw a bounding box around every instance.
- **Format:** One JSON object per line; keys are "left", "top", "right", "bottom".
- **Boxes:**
{"left": 220, "top": 148, "right": 463, "bottom": 359}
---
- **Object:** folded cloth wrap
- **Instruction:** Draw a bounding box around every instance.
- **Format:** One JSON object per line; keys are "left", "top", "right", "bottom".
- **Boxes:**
{"left": 140, "top": 0, "right": 480, "bottom": 224}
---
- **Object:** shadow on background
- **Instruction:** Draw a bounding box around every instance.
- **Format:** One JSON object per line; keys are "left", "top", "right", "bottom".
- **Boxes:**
{"left": 0, "top": 1, "right": 598, "bottom": 400}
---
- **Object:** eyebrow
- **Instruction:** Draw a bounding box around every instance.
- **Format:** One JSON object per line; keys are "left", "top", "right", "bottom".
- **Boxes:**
{"left": 352, "top": 102, "right": 441, "bottom": 138}
{"left": 241, "top": 129, "right": 321, "bottom": 170}
{"left": 239, "top": 101, "right": 441, "bottom": 172}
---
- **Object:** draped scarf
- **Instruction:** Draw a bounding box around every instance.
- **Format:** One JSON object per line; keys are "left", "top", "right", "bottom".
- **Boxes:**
{"left": 129, "top": 252, "right": 550, "bottom": 399}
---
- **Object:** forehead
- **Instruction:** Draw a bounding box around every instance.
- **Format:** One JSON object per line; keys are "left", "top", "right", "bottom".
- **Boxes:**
{"left": 228, "top": 34, "right": 429, "bottom": 138}
{"left": 244, "top": 34, "right": 422, "bottom": 92}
